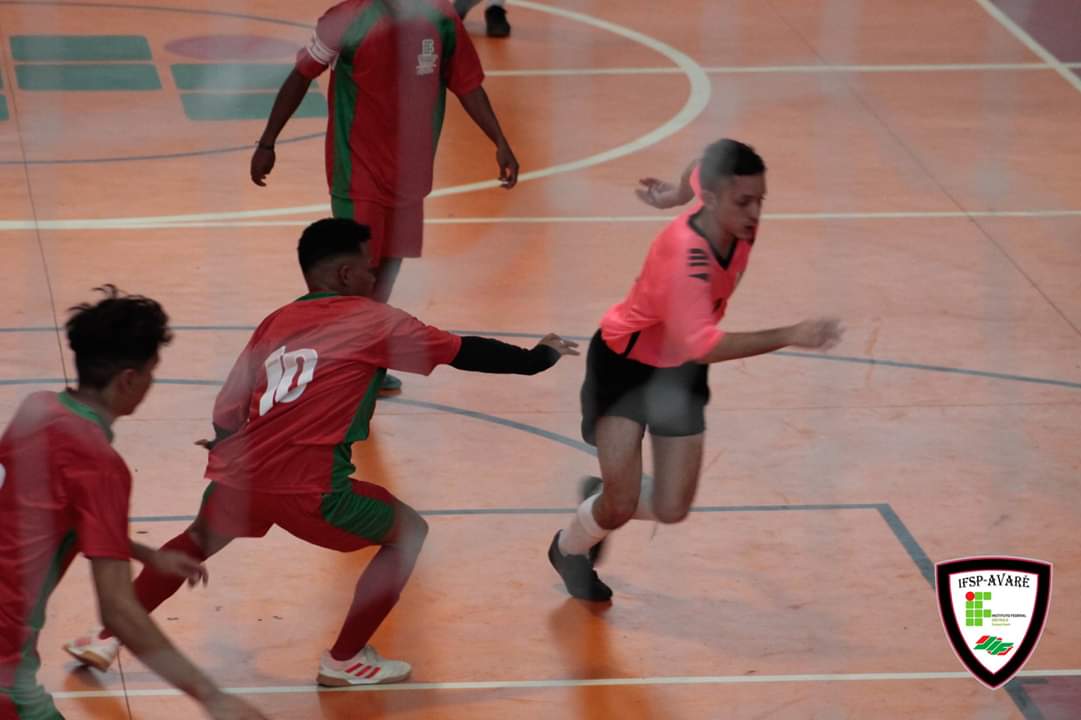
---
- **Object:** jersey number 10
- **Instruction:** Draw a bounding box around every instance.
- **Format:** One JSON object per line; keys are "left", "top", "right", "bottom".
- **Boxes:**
{"left": 259, "top": 345, "right": 319, "bottom": 416}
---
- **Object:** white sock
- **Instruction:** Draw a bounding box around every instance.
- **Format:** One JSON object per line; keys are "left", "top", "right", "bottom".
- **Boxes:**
{"left": 557, "top": 494, "right": 608, "bottom": 556}
{"left": 632, "top": 476, "right": 656, "bottom": 520}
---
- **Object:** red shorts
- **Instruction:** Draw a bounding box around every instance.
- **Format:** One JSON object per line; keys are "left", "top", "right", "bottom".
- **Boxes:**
{"left": 332, "top": 197, "right": 424, "bottom": 265}
{"left": 197, "top": 480, "right": 398, "bottom": 552}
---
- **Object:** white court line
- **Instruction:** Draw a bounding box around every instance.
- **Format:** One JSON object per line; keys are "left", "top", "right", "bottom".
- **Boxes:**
{"left": 3, "top": 208, "right": 1079, "bottom": 231}
{"left": 52, "top": 668, "right": 1081, "bottom": 699}
{"left": 0, "top": 0, "right": 710, "bottom": 231}
{"left": 486, "top": 61, "right": 1081, "bottom": 77}
{"left": 974, "top": 0, "right": 1081, "bottom": 96}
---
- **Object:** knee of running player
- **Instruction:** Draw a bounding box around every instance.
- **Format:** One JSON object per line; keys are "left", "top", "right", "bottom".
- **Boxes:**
{"left": 384, "top": 502, "right": 428, "bottom": 555}
{"left": 653, "top": 498, "right": 693, "bottom": 525}
{"left": 591, "top": 484, "right": 638, "bottom": 530}
{"left": 650, "top": 474, "right": 697, "bottom": 525}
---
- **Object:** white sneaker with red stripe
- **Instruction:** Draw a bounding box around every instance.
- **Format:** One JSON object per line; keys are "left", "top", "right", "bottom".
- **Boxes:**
{"left": 316, "top": 645, "right": 411, "bottom": 686}
{"left": 63, "top": 628, "right": 120, "bottom": 672}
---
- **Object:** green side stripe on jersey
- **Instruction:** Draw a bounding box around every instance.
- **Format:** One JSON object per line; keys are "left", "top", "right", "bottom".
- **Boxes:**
{"left": 322, "top": 369, "right": 392, "bottom": 541}
{"left": 417, "top": 4, "right": 457, "bottom": 151}
{"left": 56, "top": 391, "right": 113, "bottom": 443}
{"left": 8, "top": 531, "right": 76, "bottom": 719}
{"left": 329, "top": 368, "right": 386, "bottom": 486}
{"left": 330, "top": 2, "right": 385, "bottom": 199}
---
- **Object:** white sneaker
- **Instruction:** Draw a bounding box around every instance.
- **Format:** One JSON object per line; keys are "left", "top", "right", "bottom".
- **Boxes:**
{"left": 63, "top": 628, "right": 120, "bottom": 672}
{"left": 316, "top": 645, "right": 411, "bottom": 686}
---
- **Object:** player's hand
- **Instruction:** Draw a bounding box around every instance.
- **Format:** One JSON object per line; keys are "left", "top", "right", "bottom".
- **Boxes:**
{"left": 250, "top": 146, "right": 276, "bottom": 187}
{"left": 789, "top": 318, "right": 844, "bottom": 351}
{"left": 148, "top": 550, "right": 208, "bottom": 588}
{"left": 537, "top": 333, "right": 580, "bottom": 357}
{"left": 203, "top": 693, "right": 267, "bottom": 720}
{"left": 635, "top": 177, "right": 677, "bottom": 208}
{"left": 497, "top": 140, "right": 519, "bottom": 188}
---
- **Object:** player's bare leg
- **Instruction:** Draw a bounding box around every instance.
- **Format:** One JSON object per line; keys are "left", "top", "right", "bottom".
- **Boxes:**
{"left": 549, "top": 416, "right": 645, "bottom": 601}
{"left": 65, "top": 515, "right": 235, "bottom": 670}
{"left": 649, "top": 433, "right": 705, "bottom": 524}
{"left": 317, "top": 499, "right": 427, "bottom": 686}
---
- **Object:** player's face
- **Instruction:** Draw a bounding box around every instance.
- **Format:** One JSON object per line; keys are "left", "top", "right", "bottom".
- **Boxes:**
{"left": 341, "top": 247, "right": 376, "bottom": 297}
{"left": 708, "top": 173, "right": 766, "bottom": 241}
{"left": 116, "top": 354, "right": 159, "bottom": 416}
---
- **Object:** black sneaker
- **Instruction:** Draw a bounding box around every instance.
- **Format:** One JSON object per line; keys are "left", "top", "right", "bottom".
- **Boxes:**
{"left": 579, "top": 476, "right": 606, "bottom": 565}
{"left": 548, "top": 532, "right": 612, "bottom": 602}
{"left": 485, "top": 5, "right": 511, "bottom": 38}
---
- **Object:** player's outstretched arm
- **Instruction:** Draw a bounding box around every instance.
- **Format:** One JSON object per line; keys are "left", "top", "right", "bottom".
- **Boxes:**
{"left": 91, "top": 559, "right": 266, "bottom": 720}
{"left": 449, "top": 334, "right": 578, "bottom": 375}
{"left": 636, "top": 159, "right": 698, "bottom": 209}
{"left": 250, "top": 70, "right": 314, "bottom": 186}
{"left": 698, "top": 318, "right": 843, "bottom": 364}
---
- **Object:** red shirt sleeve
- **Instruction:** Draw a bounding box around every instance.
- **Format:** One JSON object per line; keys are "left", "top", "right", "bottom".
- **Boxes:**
{"left": 659, "top": 239, "right": 724, "bottom": 362}
{"left": 65, "top": 456, "right": 132, "bottom": 560}
{"left": 446, "top": 13, "right": 485, "bottom": 96}
{"left": 295, "top": 1, "right": 357, "bottom": 80}
{"left": 366, "top": 305, "right": 463, "bottom": 374}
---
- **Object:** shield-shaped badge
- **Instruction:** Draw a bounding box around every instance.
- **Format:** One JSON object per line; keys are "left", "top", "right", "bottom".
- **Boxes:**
{"left": 935, "top": 556, "right": 1052, "bottom": 689}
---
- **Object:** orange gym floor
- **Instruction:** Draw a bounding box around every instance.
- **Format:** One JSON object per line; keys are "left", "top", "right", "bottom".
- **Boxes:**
{"left": 1, "top": 1, "right": 1080, "bottom": 717}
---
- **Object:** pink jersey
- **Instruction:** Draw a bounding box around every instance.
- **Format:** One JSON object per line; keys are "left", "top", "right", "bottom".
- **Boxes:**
{"left": 206, "top": 292, "right": 462, "bottom": 494}
{"left": 600, "top": 210, "right": 753, "bottom": 367}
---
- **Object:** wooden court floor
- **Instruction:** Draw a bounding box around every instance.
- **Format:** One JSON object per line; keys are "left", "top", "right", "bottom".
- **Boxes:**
{"left": 1, "top": 1, "right": 1080, "bottom": 718}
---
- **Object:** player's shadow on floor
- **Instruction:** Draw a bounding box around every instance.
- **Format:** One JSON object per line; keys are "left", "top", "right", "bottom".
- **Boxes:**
{"left": 62, "top": 666, "right": 131, "bottom": 719}
{"left": 547, "top": 598, "right": 659, "bottom": 720}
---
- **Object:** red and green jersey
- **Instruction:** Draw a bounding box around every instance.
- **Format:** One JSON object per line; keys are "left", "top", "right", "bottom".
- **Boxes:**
{"left": 206, "top": 292, "right": 462, "bottom": 494}
{"left": 0, "top": 392, "right": 131, "bottom": 689}
{"left": 295, "top": 0, "right": 485, "bottom": 207}
{"left": 600, "top": 210, "right": 755, "bottom": 368}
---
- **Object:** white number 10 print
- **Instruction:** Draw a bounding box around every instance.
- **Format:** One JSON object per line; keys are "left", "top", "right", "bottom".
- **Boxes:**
{"left": 259, "top": 345, "right": 319, "bottom": 416}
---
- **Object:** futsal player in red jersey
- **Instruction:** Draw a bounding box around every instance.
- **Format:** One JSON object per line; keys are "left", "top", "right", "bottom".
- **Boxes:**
{"left": 548, "top": 140, "right": 845, "bottom": 601}
{"left": 0, "top": 288, "right": 265, "bottom": 720}
{"left": 251, "top": 0, "right": 519, "bottom": 394}
{"left": 66, "top": 218, "right": 577, "bottom": 686}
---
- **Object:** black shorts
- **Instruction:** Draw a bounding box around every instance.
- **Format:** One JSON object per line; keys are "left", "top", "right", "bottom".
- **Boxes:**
{"left": 580, "top": 330, "right": 710, "bottom": 446}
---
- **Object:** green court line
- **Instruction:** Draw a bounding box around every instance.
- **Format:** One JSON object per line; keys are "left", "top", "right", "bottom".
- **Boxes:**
{"left": 180, "top": 92, "right": 326, "bottom": 121}
{"left": 171, "top": 63, "right": 296, "bottom": 90}
{"left": 0, "top": 96, "right": 7, "bottom": 121}
{"left": 16, "top": 64, "right": 161, "bottom": 91}
{"left": 11, "top": 35, "right": 151, "bottom": 62}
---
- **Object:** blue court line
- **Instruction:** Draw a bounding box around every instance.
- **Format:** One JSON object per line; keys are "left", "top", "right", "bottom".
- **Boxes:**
{"left": 129, "top": 503, "right": 889, "bottom": 524}
{"left": 2, "top": 324, "right": 1079, "bottom": 389}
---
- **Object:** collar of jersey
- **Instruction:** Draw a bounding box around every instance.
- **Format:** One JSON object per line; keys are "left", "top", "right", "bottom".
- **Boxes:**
{"left": 296, "top": 291, "right": 340, "bottom": 302}
{"left": 57, "top": 391, "right": 114, "bottom": 443}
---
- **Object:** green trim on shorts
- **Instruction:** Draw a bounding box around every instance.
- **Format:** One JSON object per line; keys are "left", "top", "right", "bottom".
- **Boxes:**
{"left": 320, "top": 370, "right": 394, "bottom": 542}
{"left": 330, "top": 195, "right": 356, "bottom": 220}
{"left": 6, "top": 531, "right": 77, "bottom": 720}
{"left": 1, "top": 687, "right": 64, "bottom": 720}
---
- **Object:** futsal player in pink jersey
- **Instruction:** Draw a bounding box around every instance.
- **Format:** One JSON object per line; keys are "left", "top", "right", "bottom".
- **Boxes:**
{"left": 548, "top": 139, "right": 844, "bottom": 601}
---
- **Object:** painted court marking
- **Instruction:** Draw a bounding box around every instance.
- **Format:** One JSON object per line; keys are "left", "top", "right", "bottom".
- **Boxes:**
{"left": 2, "top": 208, "right": 1081, "bottom": 231}
{"left": 52, "top": 668, "right": 1081, "bottom": 699}
{"left": 0, "top": 0, "right": 711, "bottom": 228}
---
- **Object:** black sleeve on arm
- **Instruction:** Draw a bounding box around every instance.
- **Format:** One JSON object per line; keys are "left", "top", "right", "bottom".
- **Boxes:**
{"left": 450, "top": 336, "right": 561, "bottom": 375}
{"left": 203, "top": 423, "right": 236, "bottom": 451}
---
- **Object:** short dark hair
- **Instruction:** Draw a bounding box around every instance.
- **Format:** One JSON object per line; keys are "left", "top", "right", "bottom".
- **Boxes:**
{"left": 297, "top": 218, "right": 370, "bottom": 274}
{"left": 65, "top": 285, "right": 173, "bottom": 389}
{"left": 699, "top": 139, "right": 766, "bottom": 192}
